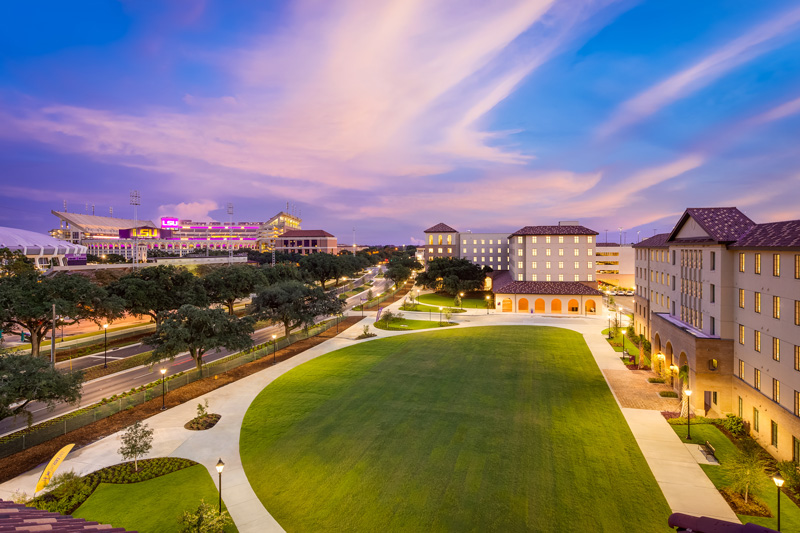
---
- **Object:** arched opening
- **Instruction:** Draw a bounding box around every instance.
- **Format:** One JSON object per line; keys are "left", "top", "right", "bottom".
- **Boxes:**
{"left": 534, "top": 298, "right": 546, "bottom": 313}
{"left": 502, "top": 298, "right": 513, "bottom": 313}
{"left": 518, "top": 298, "right": 529, "bottom": 312}
{"left": 665, "top": 341, "right": 674, "bottom": 367}
{"left": 551, "top": 299, "right": 562, "bottom": 314}
{"left": 567, "top": 299, "right": 579, "bottom": 314}
{"left": 585, "top": 299, "right": 596, "bottom": 314}
{"left": 654, "top": 333, "right": 662, "bottom": 355}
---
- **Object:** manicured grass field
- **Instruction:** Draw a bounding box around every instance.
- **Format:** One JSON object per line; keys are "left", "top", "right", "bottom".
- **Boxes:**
{"left": 373, "top": 318, "right": 454, "bottom": 331}
{"left": 399, "top": 302, "right": 466, "bottom": 314}
{"left": 672, "top": 423, "right": 800, "bottom": 530}
{"left": 240, "top": 326, "right": 672, "bottom": 531}
{"left": 73, "top": 465, "right": 237, "bottom": 532}
{"left": 418, "top": 291, "right": 490, "bottom": 309}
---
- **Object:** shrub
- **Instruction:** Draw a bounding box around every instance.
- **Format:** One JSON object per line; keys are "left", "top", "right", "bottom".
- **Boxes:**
{"left": 196, "top": 399, "right": 209, "bottom": 419}
{"left": 659, "top": 391, "right": 678, "bottom": 398}
{"left": 648, "top": 377, "right": 665, "bottom": 383}
{"left": 179, "top": 499, "right": 233, "bottom": 533}
{"left": 724, "top": 440, "right": 768, "bottom": 504}
{"left": 723, "top": 414, "right": 746, "bottom": 436}
{"left": 777, "top": 461, "right": 800, "bottom": 495}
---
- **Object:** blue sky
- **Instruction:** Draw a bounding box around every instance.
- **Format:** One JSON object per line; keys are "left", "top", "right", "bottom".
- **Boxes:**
{"left": 1, "top": 0, "right": 799, "bottom": 245}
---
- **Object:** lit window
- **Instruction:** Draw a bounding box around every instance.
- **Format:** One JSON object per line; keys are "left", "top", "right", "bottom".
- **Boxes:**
{"left": 574, "top": 236, "right": 580, "bottom": 243}
{"left": 587, "top": 274, "right": 593, "bottom": 281}
{"left": 739, "top": 324, "right": 745, "bottom": 344}
{"left": 772, "top": 420, "right": 778, "bottom": 447}
{"left": 447, "top": 235, "right": 452, "bottom": 245}
{"left": 755, "top": 330, "right": 761, "bottom": 352}
{"left": 481, "top": 239, "right": 485, "bottom": 245}
{"left": 532, "top": 274, "right": 537, "bottom": 281}
{"left": 429, "top": 235, "right": 433, "bottom": 245}
{"left": 796, "top": 300, "right": 800, "bottom": 326}
{"left": 531, "top": 236, "right": 537, "bottom": 244}
{"left": 447, "top": 248, "right": 452, "bottom": 253}
{"left": 546, "top": 236, "right": 551, "bottom": 244}
{"left": 796, "top": 254, "right": 800, "bottom": 279}
{"left": 518, "top": 274, "right": 523, "bottom": 281}
{"left": 774, "top": 296, "right": 781, "bottom": 319}
{"left": 473, "top": 256, "right": 477, "bottom": 262}
{"left": 755, "top": 292, "right": 761, "bottom": 313}
{"left": 558, "top": 262, "right": 564, "bottom": 269}
{"left": 559, "top": 249, "right": 564, "bottom": 256}
{"left": 574, "top": 261, "right": 579, "bottom": 269}
{"left": 755, "top": 252, "right": 761, "bottom": 274}
{"left": 489, "top": 256, "right": 493, "bottom": 262}
{"left": 739, "top": 359, "right": 744, "bottom": 378}
{"left": 532, "top": 262, "right": 537, "bottom": 269}
{"left": 574, "top": 274, "right": 579, "bottom": 281}
{"left": 739, "top": 252, "right": 745, "bottom": 272}
{"left": 588, "top": 262, "right": 593, "bottom": 268}
{"left": 473, "top": 248, "right": 477, "bottom": 253}
{"left": 795, "top": 345, "right": 800, "bottom": 371}
{"left": 481, "top": 248, "right": 485, "bottom": 253}
{"left": 428, "top": 248, "right": 434, "bottom": 253}
{"left": 546, "top": 262, "right": 551, "bottom": 269}
{"left": 517, "top": 249, "right": 523, "bottom": 257}
{"left": 558, "top": 274, "right": 564, "bottom": 281}
{"left": 574, "top": 249, "right": 579, "bottom": 256}
{"left": 518, "top": 261, "right": 523, "bottom": 269}
{"left": 546, "top": 249, "right": 551, "bottom": 256}
{"left": 558, "top": 236, "right": 564, "bottom": 243}
{"left": 755, "top": 369, "right": 761, "bottom": 391}
{"left": 588, "top": 236, "right": 593, "bottom": 243}
{"left": 753, "top": 408, "right": 760, "bottom": 431}
{"left": 438, "top": 235, "right": 443, "bottom": 245}
{"left": 532, "top": 249, "right": 537, "bottom": 256}
{"left": 588, "top": 248, "right": 593, "bottom": 256}
{"left": 739, "top": 289, "right": 745, "bottom": 308}
{"left": 774, "top": 337, "right": 780, "bottom": 361}
{"left": 774, "top": 379, "right": 781, "bottom": 403}
{"left": 546, "top": 274, "right": 551, "bottom": 281}
{"left": 517, "top": 236, "right": 523, "bottom": 243}
{"left": 796, "top": 393, "right": 800, "bottom": 418}
{"left": 438, "top": 248, "right": 442, "bottom": 253}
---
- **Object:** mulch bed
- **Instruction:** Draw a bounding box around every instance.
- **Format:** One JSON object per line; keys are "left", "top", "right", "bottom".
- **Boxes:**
{"left": 0, "top": 316, "right": 362, "bottom": 484}
{"left": 720, "top": 489, "right": 772, "bottom": 517}
{"left": 184, "top": 414, "right": 221, "bottom": 431}
{"left": 364, "top": 282, "right": 413, "bottom": 309}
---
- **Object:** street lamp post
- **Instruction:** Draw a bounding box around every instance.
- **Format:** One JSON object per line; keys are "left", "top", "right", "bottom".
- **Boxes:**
{"left": 774, "top": 473, "right": 784, "bottom": 531}
{"left": 361, "top": 297, "right": 366, "bottom": 318}
{"left": 215, "top": 458, "right": 225, "bottom": 514}
{"left": 669, "top": 364, "right": 678, "bottom": 387}
{"left": 272, "top": 334, "right": 277, "bottom": 365}
{"left": 160, "top": 368, "right": 167, "bottom": 410}
{"left": 486, "top": 295, "right": 490, "bottom": 314}
{"left": 103, "top": 324, "right": 108, "bottom": 368}
{"left": 439, "top": 306, "right": 442, "bottom": 325}
{"left": 459, "top": 292, "right": 464, "bottom": 310}
{"left": 685, "top": 389, "right": 693, "bottom": 440}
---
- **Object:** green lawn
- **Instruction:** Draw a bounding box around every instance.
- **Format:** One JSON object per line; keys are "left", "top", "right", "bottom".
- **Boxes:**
{"left": 399, "top": 302, "right": 466, "bottom": 314}
{"left": 418, "top": 291, "right": 490, "bottom": 309}
{"left": 671, "top": 423, "right": 800, "bottom": 530}
{"left": 73, "top": 464, "right": 237, "bottom": 532}
{"left": 373, "top": 318, "right": 455, "bottom": 331}
{"left": 601, "top": 328, "right": 642, "bottom": 359}
{"left": 240, "top": 326, "right": 672, "bottom": 531}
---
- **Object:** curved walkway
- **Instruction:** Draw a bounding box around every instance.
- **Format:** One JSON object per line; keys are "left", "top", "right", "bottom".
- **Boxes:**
{"left": 0, "top": 302, "right": 737, "bottom": 529}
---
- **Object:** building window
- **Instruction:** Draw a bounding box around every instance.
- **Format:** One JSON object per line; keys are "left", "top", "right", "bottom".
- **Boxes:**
{"left": 546, "top": 274, "right": 551, "bottom": 281}
{"left": 796, "top": 300, "right": 800, "bottom": 326}
{"left": 738, "top": 396, "right": 743, "bottom": 418}
{"left": 739, "top": 325, "right": 745, "bottom": 344}
{"left": 438, "top": 248, "right": 443, "bottom": 253}
{"left": 438, "top": 235, "right": 443, "bottom": 245}
{"left": 710, "top": 284, "right": 715, "bottom": 303}
{"left": 532, "top": 261, "right": 537, "bottom": 269}
{"left": 774, "top": 253, "right": 781, "bottom": 277}
{"left": 546, "top": 249, "right": 551, "bottom": 256}
{"left": 558, "top": 262, "right": 564, "bottom": 269}
{"left": 447, "top": 248, "right": 452, "bottom": 253}
{"left": 518, "top": 274, "right": 523, "bottom": 281}
{"left": 794, "top": 436, "right": 800, "bottom": 464}
{"left": 755, "top": 331, "right": 761, "bottom": 352}
{"left": 588, "top": 248, "right": 593, "bottom": 256}
{"left": 774, "top": 337, "right": 781, "bottom": 361}
{"left": 574, "top": 274, "right": 580, "bottom": 281}
{"left": 546, "top": 236, "right": 551, "bottom": 244}
{"left": 671, "top": 250, "right": 676, "bottom": 265}
{"left": 739, "top": 252, "right": 745, "bottom": 272}
{"left": 517, "top": 261, "right": 523, "bottom": 269}
{"left": 574, "top": 249, "right": 579, "bottom": 256}
{"left": 710, "top": 251, "right": 716, "bottom": 271}
{"left": 755, "top": 369, "right": 762, "bottom": 391}
{"left": 559, "top": 248, "right": 564, "bottom": 256}
{"left": 796, "top": 345, "right": 800, "bottom": 371}
{"left": 574, "top": 236, "right": 579, "bottom": 243}
{"left": 532, "top": 249, "right": 537, "bottom": 256}
{"left": 755, "top": 292, "right": 761, "bottom": 313}
{"left": 588, "top": 236, "right": 593, "bottom": 243}
{"left": 774, "top": 379, "right": 781, "bottom": 403}
{"left": 588, "top": 274, "right": 593, "bottom": 281}
{"left": 558, "top": 274, "right": 564, "bottom": 281}
{"left": 772, "top": 296, "right": 780, "bottom": 319}
{"left": 754, "top": 408, "right": 760, "bottom": 432}
{"left": 796, "top": 254, "right": 800, "bottom": 279}
{"left": 755, "top": 252, "right": 761, "bottom": 274}
{"left": 710, "top": 316, "right": 715, "bottom": 336}
{"left": 588, "top": 261, "right": 593, "bottom": 269}
{"left": 574, "top": 261, "right": 579, "bottom": 269}
{"left": 739, "top": 359, "right": 745, "bottom": 379}
{"left": 739, "top": 289, "right": 745, "bottom": 308}
{"left": 558, "top": 236, "right": 564, "bottom": 243}
{"left": 709, "top": 358, "right": 718, "bottom": 371}
{"left": 772, "top": 421, "right": 778, "bottom": 447}
{"left": 517, "top": 236, "right": 523, "bottom": 244}
{"left": 532, "top": 274, "right": 537, "bottom": 281}
{"left": 546, "top": 262, "right": 551, "bottom": 269}
{"left": 531, "top": 236, "right": 537, "bottom": 244}
{"left": 428, "top": 235, "right": 433, "bottom": 245}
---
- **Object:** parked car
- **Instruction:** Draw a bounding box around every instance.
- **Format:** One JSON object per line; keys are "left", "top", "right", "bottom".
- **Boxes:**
{"left": 625, "top": 290, "right": 634, "bottom": 296}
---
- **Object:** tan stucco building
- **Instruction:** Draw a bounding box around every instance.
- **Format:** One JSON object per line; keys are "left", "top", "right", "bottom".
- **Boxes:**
{"left": 634, "top": 207, "right": 800, "bottom": 461}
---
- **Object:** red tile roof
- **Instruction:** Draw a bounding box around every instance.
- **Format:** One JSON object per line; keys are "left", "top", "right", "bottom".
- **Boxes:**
{"left": 279, "top": 230, "right": 335, "bottom": 238}
{"left": 509, "top": 225, "right": 598, "bottom": 237}
{"left": 0, "top": 500, "right": 135, "bottom": 531}
{"left": 668, "top": 207, "right": 756, "bottom": 243}
{"left": 423, "top": 223, "right": 458, "bottom": 233}
{"left": 731, "top": 220, "right": 800, "bottom": 249}
{"left": 632, "top": 233, "right": 670, "bottom": 249}
{"left": 494, "top": 280, "right": 603, "bottom": 296}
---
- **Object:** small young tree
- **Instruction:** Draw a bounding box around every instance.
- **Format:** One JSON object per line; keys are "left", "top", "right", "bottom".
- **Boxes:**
{"left": 118, "top": 421, "right": 153, "bottom": 471}
{"left": 380, "top": 310, "right": 395, "bottom": 329}
{"left": 724, "top": 440, "right": 767, "bottom": 504}
{"left": 453, "top": 294, "right": 461, "bottom": 308}
{"left": 179, "top": 500, "right": 232, "bottom": 533}
{"left": 443, "top": 309, "right": 453, "bottom": 324}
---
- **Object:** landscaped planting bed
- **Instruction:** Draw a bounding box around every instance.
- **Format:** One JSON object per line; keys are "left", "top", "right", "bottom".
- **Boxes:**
{"left": 241, "top": 326, "right": 671, "bottom": 531}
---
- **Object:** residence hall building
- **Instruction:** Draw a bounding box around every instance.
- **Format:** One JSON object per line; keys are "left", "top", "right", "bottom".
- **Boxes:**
{"left": 423, "top": 222, "right": 603, "bottom": 316}
{"left": 633, "top": 207, "right": 800, "bottom": 461}
{"left": 276, "top": 230, "right": 337, "bottom": 255}
{"left": 595, "top": 243, "right": 635, "bottom": 289}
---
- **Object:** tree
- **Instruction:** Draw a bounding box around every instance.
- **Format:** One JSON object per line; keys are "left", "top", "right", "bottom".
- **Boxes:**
{"left": 0, "top": 272, "right": 122, "bottom": 357}
{"left": 0, "top": 248, "right": 35, "bottom": 276}
{"left": 723, "top": 440, "right": 767, "bottom": 504}
{"left": 379, "top": 310, "right": 395, "bottom": 329}
{"left": 260, "top": 263, "right": 306, "bottom": 286}
{"left": 118, "top": 421, "right": 153, "bottom": 471}
{"left": 0, "top": 352, "right": 83, "bottom": 424}
{"left": 416, "top": 257, "right": 488, "bottom": 296}
{"left": 202, "top": 264, "right": 262, "bottom": 315}
{"left": 299, "top": 253, "right": 342, "bottom": 290}
{"left": 179, "top": 500, "right": 233, "bottom": 533}
{"left": 109, "top": 265, "right": 207, "bottom": 326}
{"left": 250, "top": 280, "right": 343, "bottom": 337}
{"left": 146, "top": 305, "right": 255, "bottom": 371}
{"left": 385, "top": 264, "right": 411, "bottom": 290}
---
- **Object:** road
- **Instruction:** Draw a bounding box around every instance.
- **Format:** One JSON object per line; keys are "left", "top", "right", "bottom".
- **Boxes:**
{"left": 0, "top": 270, "right": 390, "bottom": 438}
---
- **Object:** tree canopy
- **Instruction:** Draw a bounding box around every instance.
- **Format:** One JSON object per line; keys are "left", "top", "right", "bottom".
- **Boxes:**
{"left": 146, "top": 305, "right": 255, "bottom": 371}
{"left": 416, "top": 257, "right": 490, "bottom": 296}
{"left": 249, "top": 280, "right": 343, "bottom": 337}
{"left": 201, "top": 264, "right": 262, "bottom": 315}
{"left": 0, "top": 272, "right": 122, "bottom": 357}
{"left": 108, "top": 265, "right": 207, "bottom": 326}
{"left": 0, "top": 351, "right": 83, "bottom": 424}
{"left": 0, "top": 247, "right": 36, "bottom": 276}
{"left": 298, "top": 253, "right": 342, "bottom": 290}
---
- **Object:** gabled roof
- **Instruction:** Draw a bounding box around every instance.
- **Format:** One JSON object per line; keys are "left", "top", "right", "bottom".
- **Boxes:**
{"left": 0, "top": 499, "right": 134, "bottom": 531}
{"left": 731, "top": 220, "right": 800, "bottom": 249}
{"left": 494, "top": 281, "right": 604, "bottom": 296}
{"left": 52, "top": 211, "right": 157, "bottom": 234}
{"left": 279, "top": 229, "right": 335, "bottom": 238}
{"left": 424, "top": 223, "right": 458, "bottom": 233}
{"left": 509, "top": 225, "right": 598, "bottom": 237}
{"left": 632, "top": 233, "right": 670, "bottom": 249}
{"left": 667, "top": 207, "right": 756, "bottom": 244}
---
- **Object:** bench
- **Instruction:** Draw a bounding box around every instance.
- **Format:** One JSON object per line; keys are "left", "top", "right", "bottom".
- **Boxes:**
{"left": 700, "top": 440, "right": 716, "bottom": 461}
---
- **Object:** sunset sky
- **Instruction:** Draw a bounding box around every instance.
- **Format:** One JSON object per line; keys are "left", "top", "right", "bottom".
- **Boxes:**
{"left": 2, "top": 0, "right": 800, "bottom": 245}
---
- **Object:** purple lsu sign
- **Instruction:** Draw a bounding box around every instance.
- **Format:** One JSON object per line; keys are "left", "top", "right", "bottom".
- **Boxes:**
{"left": 161, "top": 217, "right": 180, "bottom": 229}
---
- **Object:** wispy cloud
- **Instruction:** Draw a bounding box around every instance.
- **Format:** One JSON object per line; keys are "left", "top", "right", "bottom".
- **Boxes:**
{"left": 598, "top": 5, "right": 800, "bottom": 138}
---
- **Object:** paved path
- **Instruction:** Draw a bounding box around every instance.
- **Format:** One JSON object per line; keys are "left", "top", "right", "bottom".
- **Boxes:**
{"left": 1, "top": 300, "right": 738, "bottom": 529}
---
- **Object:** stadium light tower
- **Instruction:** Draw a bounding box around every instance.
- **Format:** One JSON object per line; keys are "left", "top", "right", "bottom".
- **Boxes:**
{"left": 130, "top": 190, "right": 140, "bottom": 268}
{"left": 227, "top": 202, "right": 234, "bottom": 265}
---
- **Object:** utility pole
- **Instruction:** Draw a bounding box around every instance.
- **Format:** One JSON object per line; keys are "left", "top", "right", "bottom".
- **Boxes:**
{"left": 130, "top": 190, "right": 140, "bottom": 268}
{"left": 50, "top": 303, "right": 56, "bottom": 367}
{"left": 618, "top": 227, "right": 622, "bottom": 245}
